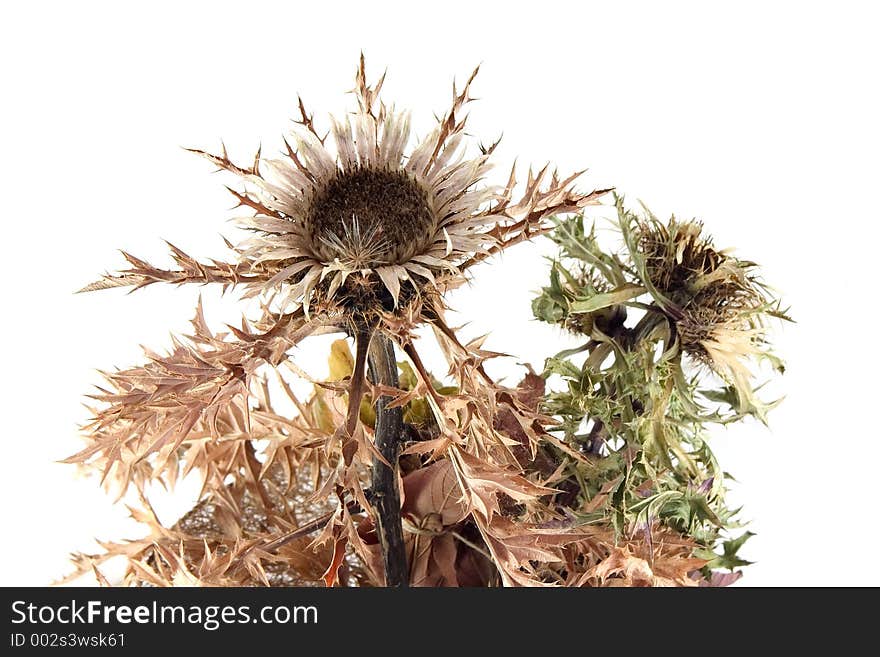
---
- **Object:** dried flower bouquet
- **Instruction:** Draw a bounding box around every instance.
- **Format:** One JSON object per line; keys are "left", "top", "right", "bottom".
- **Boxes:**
{"left": 66, "top": 58, "right": 787, "bottom": 587}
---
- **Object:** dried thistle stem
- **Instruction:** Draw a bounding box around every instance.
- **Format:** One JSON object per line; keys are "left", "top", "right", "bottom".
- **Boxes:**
{"left": 366, "top": 331, "right": 409, "bottom": 587}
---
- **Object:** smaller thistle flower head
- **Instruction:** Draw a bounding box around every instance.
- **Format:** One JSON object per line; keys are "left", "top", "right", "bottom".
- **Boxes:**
{"left": 629, "top": 208, "right": 782, "bottom": 399}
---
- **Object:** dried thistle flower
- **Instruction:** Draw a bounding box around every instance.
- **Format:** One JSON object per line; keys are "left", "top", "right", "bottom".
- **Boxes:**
{"left": 620, "top": 197, "right": 789, "bottom": 413}
{"left": 82, "top": 55, "right": 595, "bottom": 326}
{"left": 79, "top": 56, "right": 603, "bottom": 471}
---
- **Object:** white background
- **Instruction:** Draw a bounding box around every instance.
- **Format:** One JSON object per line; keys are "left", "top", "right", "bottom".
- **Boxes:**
{"left": 2, "top": 1, "right": 878, "bottom": 586}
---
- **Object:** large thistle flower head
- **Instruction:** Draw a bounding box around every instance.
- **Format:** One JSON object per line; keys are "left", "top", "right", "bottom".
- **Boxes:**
{"left": 151, "top": 56, "right": 595, "bottom": 334}
{"left": 85, "top": 57, "right": 600, "bottom": 336}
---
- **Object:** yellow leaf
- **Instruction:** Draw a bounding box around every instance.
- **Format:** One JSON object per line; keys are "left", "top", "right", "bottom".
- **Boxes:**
{"left": 311, "top": 394, "right": 335, "bottom": 433}
{"left": 359, "top": 397, "right": 376, "bottom": 428}
{"left": 327, "top": 339, "right": 354, "bottom": 381}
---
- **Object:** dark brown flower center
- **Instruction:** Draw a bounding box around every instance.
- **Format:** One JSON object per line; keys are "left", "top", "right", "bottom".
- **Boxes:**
{"left": 306, "top": 168, "right": 433, "bottom": 266}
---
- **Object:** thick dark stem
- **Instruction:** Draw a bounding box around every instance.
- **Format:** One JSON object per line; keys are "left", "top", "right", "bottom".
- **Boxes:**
{"left": 366, "top": 332, "right": 409, "bottom": 587}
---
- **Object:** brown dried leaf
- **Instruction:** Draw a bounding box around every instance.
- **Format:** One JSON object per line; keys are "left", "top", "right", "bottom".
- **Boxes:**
{"left": 451, "top": 449, "right": 555, "bottom": 520}
{"left": 401, "top": 460, "right": 467, "bottom": 526}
